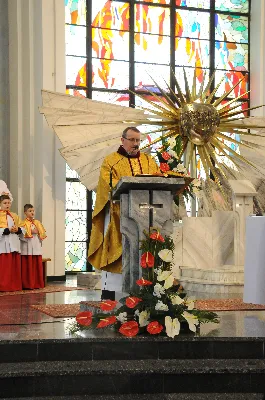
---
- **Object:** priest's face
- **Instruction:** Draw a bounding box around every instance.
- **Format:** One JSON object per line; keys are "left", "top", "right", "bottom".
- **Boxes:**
{"left": 121, "top": 129, "right": 141, "bottom": 155}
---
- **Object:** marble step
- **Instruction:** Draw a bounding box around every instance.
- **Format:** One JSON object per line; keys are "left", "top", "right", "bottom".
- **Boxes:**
{"left": 4, "top": 394, "right": 265, "bottom": 400}
{"left": 179, "top": 277, "right": 244, "bottom": 294}
{"left": 1, "top": 338, "right": 265, "bottom": 363}
{"left": 180, "top": 266, "right": 244, "bottom": 283}
{"left": 0, "top": 359, "right": 265, "bottom": 397}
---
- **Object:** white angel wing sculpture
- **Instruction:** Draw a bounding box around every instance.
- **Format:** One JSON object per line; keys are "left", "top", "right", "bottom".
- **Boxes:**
{"left": 40, "top": 90, "right": 162, "bottom": 190}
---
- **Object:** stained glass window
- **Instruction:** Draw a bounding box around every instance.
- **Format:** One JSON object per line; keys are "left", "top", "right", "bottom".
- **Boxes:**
{"left": 65, "top": 0, "right": 250, "bottom": 238}
{"left": 65, "top": 167, "right": 88, "bottom": 272}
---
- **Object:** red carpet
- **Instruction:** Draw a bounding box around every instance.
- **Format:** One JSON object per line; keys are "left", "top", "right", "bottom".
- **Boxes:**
{"left": 0, "top": 285, "right": 86, "bottom": 297}
{"left": 30, "top": 299, "right": 265, "bottom": 318}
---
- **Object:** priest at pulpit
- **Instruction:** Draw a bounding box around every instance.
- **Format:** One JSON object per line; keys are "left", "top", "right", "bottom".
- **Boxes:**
{"left": 88, "top": 127, "right": 160, "bottom": 299}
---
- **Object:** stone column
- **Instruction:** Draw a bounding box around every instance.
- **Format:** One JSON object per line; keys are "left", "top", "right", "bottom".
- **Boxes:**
{"left": 229, "top": 180, "right": 257, "bottom": 266}
{"left": 8, "top": 0, "right": 66, "bottom": 278}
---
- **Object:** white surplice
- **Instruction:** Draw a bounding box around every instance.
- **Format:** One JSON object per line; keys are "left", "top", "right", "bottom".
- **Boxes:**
{"left": 20, "top": 224, "right": 42, "bottom": 256}
{"left": 0, "top": 215, "right": 25, "bottom": 254}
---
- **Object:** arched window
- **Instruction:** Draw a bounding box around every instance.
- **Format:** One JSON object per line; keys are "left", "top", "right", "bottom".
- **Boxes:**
{"left": 65, "top": 0, "right": 250, "bottom": 271}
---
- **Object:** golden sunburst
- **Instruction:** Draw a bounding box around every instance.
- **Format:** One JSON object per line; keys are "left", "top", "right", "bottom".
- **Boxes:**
{"left": 125, "top": 69, "right": 265, "bottom": 197}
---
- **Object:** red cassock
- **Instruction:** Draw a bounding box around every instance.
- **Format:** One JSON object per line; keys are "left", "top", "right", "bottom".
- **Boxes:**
{"left": 0, "top": 252, "right": 22, "bottom": 291}
{"left": 21, "top": 255, "right": 44, "bottom": 289}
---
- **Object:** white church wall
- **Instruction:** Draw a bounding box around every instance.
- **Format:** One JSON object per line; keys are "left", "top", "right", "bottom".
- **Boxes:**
{"left": 0, "top": 1, "right": 9, "bottom": 182}
{"left": 8, "top": 0, "right": 66, "bottom": 278}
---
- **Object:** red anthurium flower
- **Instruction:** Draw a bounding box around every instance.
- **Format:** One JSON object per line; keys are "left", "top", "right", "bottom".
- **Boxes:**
{"left": 136, "top": 278, "right": 153, "bottom": 286}
{"left": 100, "top": 300, "right": 118, "bottom": 311}
{"left": 147, "top": 321, "right": 163, "bottom": 335}
{"left": 162, "top": 152, "right": 171, "bottom": 161}
{"left": 97, "top": 316, "right": 117, "bottom": 328}
{"left": 76, "top": 311, "right": 93, "bottom": 326}
{"left": 160, "top": 163, "right": 170, "bottom": 172}
{"left": 125, "top": 296, "right": 142, "bottom": 309}
{"left": 141, "top": 252, "right": 155, "bottom": 268}
{"left": 150, "top": 232, "right": 165, "bottom": 242}
{"left": 119, "top": 321, "right": 139, "bottom": 337}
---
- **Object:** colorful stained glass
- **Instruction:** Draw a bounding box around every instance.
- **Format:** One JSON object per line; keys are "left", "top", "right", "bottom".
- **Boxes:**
{"left": 92, "top": 91, "right": 129, "bottom": 107}
{"left": 175, "top": 38, "right": 210, "bottom": 68}
{"left": 134, "top": 5, "right": 170, "bottom": 36}
{"left": 175, "top": 10, "right": 210, "bottom": 39}
{"left": 65, "top": 211, "right": 87, "bottom": 241}
{"left": 92, "top": 1, "right": 129, "bottom": 30}
{"left": 215, "top": 42, "right": 248, "bottom": 71}
{"left": 66, "top": 55, "right": 86, "bottom": 86}
{"left": 175, "top": 67, "right": 209, "bottom": 93}
{"left": 135, "top": 0, "right": 170, "bottom": 4}
{"left": 66, "top": 182, "right": 87, "bottom": 210}
{"left": 215, "top": 14, "right": 248, "bottom": 43}
{"left": 135, "top": 34, "right": 170, "bottom": 64}
{"left": 92, "top": 58, "right": 129, "bottom": 89}
{"left": 66, "top": 25, "right": 86, "bottom": 57}
{"left": 66, "top": 164, "right": 79, "bottom": 179}
{"left": 92, "top": 28, "right": 129, "bottom": 61}
{"left": 65, "top": 0, "right": 86, "bottom": 25}
{"left": 66, "top": 88, "right": 87, "bottom": 97}
{"left": 65, "top": 242, "right": 87, "bottom": 272}
{"left": 215, "top": 0, "right": 249, "bottom": 14}
{"left": 135, "top": 63, "right": 170, "bottom": 90}
{"left": 215, "top": 70, "right": 249, "bottom": 98}
{"left": 176, "top": 0, "right": 210, "bottom": 8}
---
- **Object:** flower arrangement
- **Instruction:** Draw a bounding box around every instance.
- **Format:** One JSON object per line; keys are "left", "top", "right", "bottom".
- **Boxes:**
{"left": 157, "top": 136, "right": 202, "bottom": 206}
{"left": 71, "top": 229, "right": 219, "bottom": 338}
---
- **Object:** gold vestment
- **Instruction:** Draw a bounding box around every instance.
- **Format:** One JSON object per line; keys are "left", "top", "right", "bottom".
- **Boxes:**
{"left": 88, "top": 151, "right": 160, "bottom": 273}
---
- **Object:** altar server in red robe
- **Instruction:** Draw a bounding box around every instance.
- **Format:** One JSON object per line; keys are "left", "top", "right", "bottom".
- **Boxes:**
{"left": 0, "top": 195, "right": 25, "bottom": 291}
{"left": 20, "top": 204, "right": 47, "bottom": 289}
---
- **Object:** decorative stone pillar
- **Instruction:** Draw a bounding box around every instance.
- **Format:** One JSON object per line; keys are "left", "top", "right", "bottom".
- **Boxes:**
{"left": 8, "top": 0, "right": 66, "bottom": 278}
{"left": 228, "top": 180, "right": 257, "bottom": 267}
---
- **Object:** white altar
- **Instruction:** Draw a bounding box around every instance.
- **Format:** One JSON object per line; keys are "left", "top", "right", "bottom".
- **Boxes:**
{"left": 244, "top": 216, "right": 265, "bottom": 304}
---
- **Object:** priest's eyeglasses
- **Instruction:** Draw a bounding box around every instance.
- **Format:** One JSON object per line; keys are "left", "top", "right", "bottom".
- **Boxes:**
{"left": 122, "top": 137, "right": 141, "bottom": 144}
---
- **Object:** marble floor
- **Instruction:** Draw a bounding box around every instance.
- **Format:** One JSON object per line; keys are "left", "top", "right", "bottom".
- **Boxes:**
{"left": 1, "top": 276, "right": 265, "bottom": 340}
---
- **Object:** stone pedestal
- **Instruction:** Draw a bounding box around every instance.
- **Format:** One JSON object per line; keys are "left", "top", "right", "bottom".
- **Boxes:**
{"left": 112, "top": 176, "right": 185, "bottom": 292}
{"left": 228, "top": 180, "right": 257, "bottom": 267}
{"left": 178, "top": 180, "right": 257, "bottom": 294}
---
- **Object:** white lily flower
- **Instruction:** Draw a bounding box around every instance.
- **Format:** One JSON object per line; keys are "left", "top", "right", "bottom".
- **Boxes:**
{"left": 158, "top": 249, "right": 173, "bottom": 263}
{"left": 168, "top": 149, "right": 178, "bottom": 158}
{"left": 157, "top": 270, "right": 172, "bottom": 281}
{"left": 182, "top": 311, "right": 199, "bottom": 333}
{"left": 185, "top": 297, "right": 195, "bottom": 310}
{"left": 157, "top": 270, "right": 174, "bottom": 290}
{"left": 155, "top": 300, "right": 169, "bottom": 311}
{"left": 175, "top": 164, "right": 187, "bottom": 174}
{"left": 168, "top": 137, "right": 176, "bottom": 149}
{"left": 139, "top": 310, "right": 150, "bottom": 327}
{"left": 192, "top": 178, "right": 201, "bottom": 188}
{"left": 164, "top": 274, "right": 174, "bottom": 289}
{"left": 165, "top": 316, "right": 180, "bottom": 338}
{"left": 116, "top": 312, "right": 127, "bottom": 323}
{"left": 171, "top": 295, "right": 184, "bottom": 305}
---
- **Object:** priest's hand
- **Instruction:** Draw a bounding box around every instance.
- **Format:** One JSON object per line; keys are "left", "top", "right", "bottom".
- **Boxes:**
{"left": 32, "top": 227, "right": 38, "bottom": 234}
